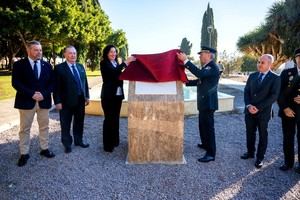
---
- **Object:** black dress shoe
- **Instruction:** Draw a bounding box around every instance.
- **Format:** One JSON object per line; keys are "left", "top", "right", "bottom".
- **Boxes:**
{"left": 75, "top": 142, "right": 89, "bottom": 148}
{"left": 17, "top": 154, "right": 30, "bottom": 167}
{"left": 40, "top": 149, "right": 55, "bottom": 158}
{"left": 279, "top": 164, "right": 292, "bottom": 171}
{"left": 198, "top": 155, "right": 215, "bottom": 163}
{"left": 64, "top": 147, "right": 72, "bottom": 153}
{"left": 197, "top": 143, "right": 206, "bottom": 150}
{"left": 255, "top": 160, "right": 263, "bottom": 169}
{"left": 240, "top": 153, "right": 254, "bottom": 159}
{"left": 295, "top": 165, "right": 300, "bottom": 174}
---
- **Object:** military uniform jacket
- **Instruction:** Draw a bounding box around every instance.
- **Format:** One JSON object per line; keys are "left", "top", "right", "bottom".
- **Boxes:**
{"left": 185, "top": 60, "right": 220, "bottom": 111}
{"left": 278, "top": 66, "right": 300, "bottom": 120}
{"left": 244, "top": 71, "right": 281, "bottom": 120}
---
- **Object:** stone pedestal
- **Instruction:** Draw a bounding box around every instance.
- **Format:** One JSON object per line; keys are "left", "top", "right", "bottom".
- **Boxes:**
{"left": 127, "top": 81, "right": 185, "bottom": 164}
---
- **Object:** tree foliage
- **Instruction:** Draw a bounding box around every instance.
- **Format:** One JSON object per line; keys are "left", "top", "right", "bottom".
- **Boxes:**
{"left": 237, "top": 0, "right": 300, "bottom": 67}
{"left": 0, "top": 0, "right": 129, "bottom": 70}
{"left": 179, "top": 37, "right": 192, "bottom": 55}
{"left": 201, "top": 3, "right": 217, "bottom": 50}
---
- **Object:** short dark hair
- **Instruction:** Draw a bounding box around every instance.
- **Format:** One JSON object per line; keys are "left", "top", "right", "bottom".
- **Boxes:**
{"left": 64, "top": 45, "right": 76, "bottom": 53}
{"left": 26, "top": 40, "right": 41, "bottom": 48}
{"left": 101, "top": 44, "right": 118, "bottom": 63}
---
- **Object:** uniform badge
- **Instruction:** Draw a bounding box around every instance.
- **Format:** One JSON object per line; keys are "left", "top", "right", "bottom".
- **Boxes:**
{"left": 205, "top": 66, "right": 211, "bottom": 70}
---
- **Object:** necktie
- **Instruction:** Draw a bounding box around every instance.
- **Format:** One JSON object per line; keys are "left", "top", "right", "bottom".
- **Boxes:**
{"left": 258, "top": 73, "right": 263, "bottom": 83}
{"left": 71, "top": 65, "right": 82, "bottom": 95}
{"left": 33, "top": 60, "right": 38, "bottom": 79}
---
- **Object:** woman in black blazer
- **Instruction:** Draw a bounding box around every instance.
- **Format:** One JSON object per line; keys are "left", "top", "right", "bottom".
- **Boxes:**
{"left": 100, "top": 45, "right": 135, "bottom": 152}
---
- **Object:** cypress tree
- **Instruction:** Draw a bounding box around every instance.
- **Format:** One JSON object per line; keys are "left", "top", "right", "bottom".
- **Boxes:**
{"left": 201, "top": 3, "right": 218, "bottom": 51}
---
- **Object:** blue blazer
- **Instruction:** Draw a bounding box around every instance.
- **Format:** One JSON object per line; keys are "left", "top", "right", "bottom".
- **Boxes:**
{"left": 12, "top": 58, "right": 53, "bottom": 109}
{"left": 244, "top": 71, "right": 281, "bottom": 120}
{"left": 185, "top": 60, "right": 220, "bottom": 111}
{"left": 53, "top": 62, "right": 89, "bottom": 107}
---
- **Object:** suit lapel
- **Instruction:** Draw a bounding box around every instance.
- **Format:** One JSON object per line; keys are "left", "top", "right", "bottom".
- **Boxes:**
{"left": 63, "top": 62, "right": 77, "bottom": 84}
{"left": 25, "top": 57, "right": 36, "bottom": 79}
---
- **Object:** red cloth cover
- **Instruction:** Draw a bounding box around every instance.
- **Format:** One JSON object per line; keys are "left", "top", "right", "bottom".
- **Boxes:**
{"left": 119, "top": 49, "right": 187, "bottom": 82}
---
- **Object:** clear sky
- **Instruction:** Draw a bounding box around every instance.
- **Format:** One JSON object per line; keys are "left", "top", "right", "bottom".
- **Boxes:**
{"left": 99, "top": 0, "right": 278, "bottom": 58}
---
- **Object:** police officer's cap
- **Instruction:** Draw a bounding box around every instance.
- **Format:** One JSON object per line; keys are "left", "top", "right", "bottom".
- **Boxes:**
{"left": 294, "top": 48, "right": 300, "bottom": 58}
{"left": 197, "top": 46, "right": 217, "bottom": 54}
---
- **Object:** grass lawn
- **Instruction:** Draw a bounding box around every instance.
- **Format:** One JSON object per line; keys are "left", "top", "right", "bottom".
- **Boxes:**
{"left": 0, "top": 75, "right": 15, "bottom": 100}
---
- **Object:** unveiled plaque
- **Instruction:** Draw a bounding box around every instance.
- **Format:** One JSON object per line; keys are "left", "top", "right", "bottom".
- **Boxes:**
{"left": 127, "top": 81, "right": 185, "bottom": 164}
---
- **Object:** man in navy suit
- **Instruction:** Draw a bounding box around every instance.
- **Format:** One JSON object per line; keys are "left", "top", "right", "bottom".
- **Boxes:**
{"left": 12, "top": 40, "right": 55, "bottom": 167}
{"left": 53, "top": 46, "right": 90, "bottom": 153}
{"left": 278, "top": 48, "right": 300, "bottom": 174}
{"left": 241, "top": 54, "right": 281, "bottom": 168}
{"left": 177, "top": 46, "right": 220, "bottom": 163}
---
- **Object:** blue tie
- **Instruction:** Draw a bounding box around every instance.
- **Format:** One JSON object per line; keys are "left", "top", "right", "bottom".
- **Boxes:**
{"left": 71, "top": 65, "right": 82, "bottom": 95}
{"left": 33, "top": 60, "right": 38, "bottom": 79}
{"left": 258, "top": 73, "right": 263, "bottom": 83}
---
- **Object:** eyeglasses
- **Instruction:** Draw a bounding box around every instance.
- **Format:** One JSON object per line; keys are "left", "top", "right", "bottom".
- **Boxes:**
{"left": 257, "top": 61, "right": 267, "bottom": 64}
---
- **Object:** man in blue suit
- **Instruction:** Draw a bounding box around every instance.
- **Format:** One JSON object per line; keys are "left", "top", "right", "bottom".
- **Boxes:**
{"left": 241, "top": 54, "right": 281, "bottom": 168}
{"left": 53, "top": 46, "right": 90, "bottom": 153}
{"left": 177, "top": 46, "right": 220, "bottom": 162}
{"left": 12, "top": 40, "right": 55, "bottom": 167}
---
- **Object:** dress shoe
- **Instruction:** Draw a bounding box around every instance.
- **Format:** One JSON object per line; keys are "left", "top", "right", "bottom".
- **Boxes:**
{"left": 279, "top": 164, "right": 292, "bottom": 171}
{"left": 295, "top": 165, "right": 300, "bottom": 174}
{"left": 17, "top": 154, "right": 30, "bottom": 167}
{"left": 198, "top": 155, "right": 215, "bottom": 163}
{"left": 40, "top": 149, "right": 55, "bottom": 158}
{"left": 64, "top": 147, "right": 72, "bottom": 153}
{"left": 255, "top": 160, "right": 263, "bottom": 169}
{"left": 240, "top": 153, "right": 254, "bottom": 159}
{"left": 197, "top": 143, "right": 206, "bottom": 150}
{"left": 75, "top": 142, "right": 89, "bottom": 148}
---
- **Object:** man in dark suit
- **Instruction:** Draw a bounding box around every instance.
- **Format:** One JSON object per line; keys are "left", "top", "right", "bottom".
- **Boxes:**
{"left": 278, "top": 48, "right": 300, "bottom": 174}
{"left": 12, "top": 40, "right": 55, "bottom": 167}
{"left": 177, "top": 46, "right": 220, "bottom": 162}
{"left": 241, "top": 54, "right": 281, "bottom": 168}
{"left": 53, "top": 46, "right": 90, "bottom": 153}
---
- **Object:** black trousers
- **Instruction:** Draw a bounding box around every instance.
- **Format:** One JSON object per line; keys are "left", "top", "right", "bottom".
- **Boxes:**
{"left": 59, "top": 95, "right": 85, "bottom": 148}
{"left": 245, "top": 114, "right": 269, "bottom": 161}
{"left": 101, "top": 97, "right": 122, "bottom": 151}
{"left": 199, "top": 110, "right": 216, "bottom": 157}
{"left": 281, "top": 117, "right": 300, "bottom": 167}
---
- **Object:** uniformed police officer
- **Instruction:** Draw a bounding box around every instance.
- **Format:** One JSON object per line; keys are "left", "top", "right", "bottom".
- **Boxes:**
{"left": 278, "top": 48, "right": 300, "bottom": 174}
{"left": 177, "top": 46, "right": 219, "bottom": 162}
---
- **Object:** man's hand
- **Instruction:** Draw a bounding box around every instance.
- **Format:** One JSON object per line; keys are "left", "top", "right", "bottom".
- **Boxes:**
{"left": 55, "top": 103, "right": 62, "bottom": 110}
{"left": 283, "top": 107, "right": 295, "bottom": 118}
{"left": 176, "top": 52, "right": 187, "bottom": 62}
{"left": 247, "top": 105, "right": 259, "bottom": 114}
{"left": 32, "top": 92, "right": 44, "bottom": 101}
{"left": 294, "top": 96, "right": 300, "bottom": 104}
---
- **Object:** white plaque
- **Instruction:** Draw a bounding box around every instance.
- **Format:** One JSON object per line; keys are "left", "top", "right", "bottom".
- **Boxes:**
{"left": 135, "top": 81, "right": 177, "bottom": 94}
